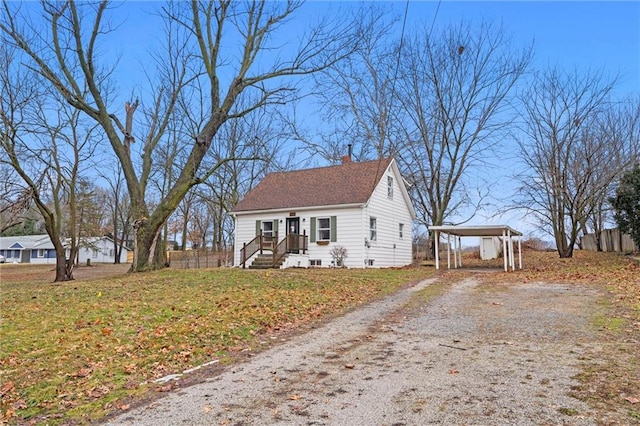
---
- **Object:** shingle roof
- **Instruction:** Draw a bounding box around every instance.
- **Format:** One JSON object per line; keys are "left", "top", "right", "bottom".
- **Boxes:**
{"left": 0, "top": 235, "right": 53, "bottom": 250}
{"left": 232, "top": 158, "right": 393, "bottom": 213}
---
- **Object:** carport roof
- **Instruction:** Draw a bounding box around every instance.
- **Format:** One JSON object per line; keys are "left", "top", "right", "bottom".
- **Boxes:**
{"left": 429, "top": 225, "right": 522, "bottom": 237}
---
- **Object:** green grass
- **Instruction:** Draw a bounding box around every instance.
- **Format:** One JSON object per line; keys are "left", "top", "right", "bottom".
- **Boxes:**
{"left": 591, "top": 315, "right": 625, "bottom": 332}
{"left": 0, "top": 266, "right": 433, "bottom": 424}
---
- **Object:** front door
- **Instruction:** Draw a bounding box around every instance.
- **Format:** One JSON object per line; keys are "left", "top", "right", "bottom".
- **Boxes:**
{"left": 286, "top": 217, "right": 300, "bottom": 253}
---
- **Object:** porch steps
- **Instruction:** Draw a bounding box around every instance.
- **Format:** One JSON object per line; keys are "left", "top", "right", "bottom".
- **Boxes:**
{"left": 249, "top": 253, "right": 287, "bottom": 269}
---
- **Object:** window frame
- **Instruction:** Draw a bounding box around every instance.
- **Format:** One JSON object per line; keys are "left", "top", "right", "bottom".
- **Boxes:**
{"left": 37, "top": 249, "right": 45, "bottom": 258}
{"left": 399, "top": 223, "right": 404, "bottom": 239}
{"left": 317, "top": 217, "right": 331, "bottom": 241}
{"left": 370, "top": 217, "right": 377, "bottom": 241}
{"left": 262, "top": 221, "right": 274, "bottom": 238}
{"left": 387, "top": 176, "right": 394, "bottom": 198}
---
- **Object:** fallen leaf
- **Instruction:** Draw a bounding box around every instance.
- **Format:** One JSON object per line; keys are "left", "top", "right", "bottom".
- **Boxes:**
{"left": 624, "top": 396, "right": 640, "bottom": 404}
{"left": 448, "top": 369, "right": 459, "bottom": 374}
{"left": 202, "top": 405, "right": 213, "bottom": 413}
{"left": 157, "top": 384, "right": 173, "bottom": 392}
{"left": 344, "top": 364, "right": 355, "bottom": 369}
{"left": 289, "top": 394, "right": 303, "bottom": 400}
{"left": 75, "top": 368, "right": 92, "bottom": 378}
{"left": 1, "top": 380, "right": 15, "bottom": 397}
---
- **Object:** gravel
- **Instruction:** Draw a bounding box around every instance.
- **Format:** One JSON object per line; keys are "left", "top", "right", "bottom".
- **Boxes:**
{"left": 104, "top": 275, "right": 605, "bottom": 425}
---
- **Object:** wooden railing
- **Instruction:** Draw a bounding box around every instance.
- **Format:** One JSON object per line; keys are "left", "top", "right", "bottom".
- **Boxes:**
{"left": 241, "top": 231, "right": 277, "bottom": 269}
{"left": 240, "top": 234, "right": 262, "bottom": 269}
{"left": 272, "top": 231, "right": 308, "bottom": 267}
{"left": 241, "top": 231, "right": 308, "bottom": 269}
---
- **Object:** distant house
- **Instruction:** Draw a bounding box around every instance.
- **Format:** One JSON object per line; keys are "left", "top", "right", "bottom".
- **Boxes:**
{"left": 0, "top": 235, "right": 130, "bottom": 264}
{"left": 231, "top": 157, "right": 416, "bottom": 269}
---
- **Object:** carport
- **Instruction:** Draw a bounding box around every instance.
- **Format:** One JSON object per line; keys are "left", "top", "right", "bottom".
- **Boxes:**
{"left": 429, "top": 225, "right": 523, "bottom": 272}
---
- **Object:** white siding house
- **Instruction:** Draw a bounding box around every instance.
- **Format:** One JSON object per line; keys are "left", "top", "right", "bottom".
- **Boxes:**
{"left": 75, "top": 237, "right": 130, "bottom": 264}
{"left": 231, "top": 157, "right": 416, "bottom": 269}
{"left": 0, "top": 235, "right": 129, "bottom": 264}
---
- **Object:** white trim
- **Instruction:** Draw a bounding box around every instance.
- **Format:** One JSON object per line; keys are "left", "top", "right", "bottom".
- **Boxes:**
{"left": 233, "top": 203, "right": 363, "bottom": 216}
{"left": 316, "top": 217, "right": 331, "bottom": 241}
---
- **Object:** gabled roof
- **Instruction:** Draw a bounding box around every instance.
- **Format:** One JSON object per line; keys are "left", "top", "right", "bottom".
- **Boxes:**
{"left": 232, "top": 158, "right": 394, "bottom": 213}
{"left": 0, "top": 235, "right": 53, "bottom": 250}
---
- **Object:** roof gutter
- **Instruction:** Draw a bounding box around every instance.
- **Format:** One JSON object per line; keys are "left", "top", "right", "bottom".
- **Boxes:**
{"left": 231, "top": 202, "right": 366, "bottom": 217}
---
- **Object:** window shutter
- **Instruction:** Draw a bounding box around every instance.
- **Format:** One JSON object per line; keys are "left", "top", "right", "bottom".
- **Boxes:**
{"left": 330, "top": 216, "right": 337, "bottom": 242}
{"left": 273, "top": 220, "right": 279, "bottom": 237}
{"left": 255, "top": 220, "right": 261, "bottom": 236}
{"left": 310, "top": 217, "right": 316, "bottom": 243}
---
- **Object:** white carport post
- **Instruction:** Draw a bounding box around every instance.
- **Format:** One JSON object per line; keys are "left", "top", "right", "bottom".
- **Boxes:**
{"left": 458, "top": 236, "right": 462, "bottom": 268}
{"left": 447, "top": 233, "right": 451, "bottom": 269}
{"left": 434, "top": 231, "right": 440, "bottom": 270}
{"left": 518, "top": 236, "right": 522, "bottom": 269}
{"left": 453, "top": 234, "right": 458, "bottom": 268}
{"left": 508, "top": 228, "right": 515, "bottom": 271}
{"left": 502, "top": 229, "right": 508, "bottom": 272}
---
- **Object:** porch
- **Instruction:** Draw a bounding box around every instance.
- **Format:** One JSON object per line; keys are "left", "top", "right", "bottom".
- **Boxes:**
{"left": 240, "top": 231, "right": 309, "bottom": 269}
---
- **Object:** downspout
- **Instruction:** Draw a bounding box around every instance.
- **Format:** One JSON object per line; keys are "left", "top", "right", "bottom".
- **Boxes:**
{"left": 231, "top": 214, "right": 237, "bottom": 267}
{"left": 363, "top": 202, "right": 369, "bottom": 268}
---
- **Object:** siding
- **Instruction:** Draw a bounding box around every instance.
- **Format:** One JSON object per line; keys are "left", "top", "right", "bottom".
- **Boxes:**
{"left": 362, "top": 165, "right": 413, "bottom": 267}
{"left": 234, "top": 207, "right": 366, "bottom": 268}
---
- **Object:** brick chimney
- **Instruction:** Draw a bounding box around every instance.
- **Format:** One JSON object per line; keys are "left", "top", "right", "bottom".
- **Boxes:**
{"left": 341, "top": 144, "right": 353, "bottom": 164}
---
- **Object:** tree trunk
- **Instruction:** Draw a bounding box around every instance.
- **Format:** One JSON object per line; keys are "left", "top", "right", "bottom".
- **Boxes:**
{"left": 131, "top": 220, "right": 166, "bottom": 272}
{"left": 54, "top": 253, "right": 74, "bottom": 282}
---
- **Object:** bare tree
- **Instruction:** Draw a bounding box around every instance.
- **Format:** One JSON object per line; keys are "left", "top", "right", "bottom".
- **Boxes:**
{"left": 1, "top": 1, "right": 360, "bottom": 272}
{"left": 396, "top": 21, "right": 532, "bottom": 247}
{"left": 0, "top": 45, "right": 100, "bottom": 280}
{"left": 517, "top": 67, "right": 617, "bottom": 258}
{"left": 0, "top": 165, "right": 35, "bottom": 234}
{"left": 575, "top": 98, "right": 640, "bottom": 250}
{"left": 300, "top": 6, "right": 400, "bottom": 163}
{"left": 98, "top": 164, "right": 133, "bottom": 264}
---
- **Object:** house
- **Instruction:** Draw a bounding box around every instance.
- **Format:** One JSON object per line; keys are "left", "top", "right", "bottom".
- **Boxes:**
{"left": 0, "top": 235, "right": 130, "bottom": 264}
{"left": 0, "top": 235, "right": 55, "bottom": 264}
{"left": 231, "top": 157, "right": 416, "bottom": 269}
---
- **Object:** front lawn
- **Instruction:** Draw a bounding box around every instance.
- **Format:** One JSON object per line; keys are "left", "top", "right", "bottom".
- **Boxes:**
{"left": 0, "top": 266, "right": 433, "bottom": 424}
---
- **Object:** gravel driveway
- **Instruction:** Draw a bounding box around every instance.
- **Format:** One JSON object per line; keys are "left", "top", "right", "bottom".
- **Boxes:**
{"left": 105, "top": 274, "right": 607, "bottom": 425}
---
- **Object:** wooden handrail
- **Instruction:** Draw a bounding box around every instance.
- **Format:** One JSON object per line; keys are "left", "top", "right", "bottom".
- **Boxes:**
{"left": 240, "top": 232, "right": 263, "bottom": 269}
{"left": 241, "top": 231, "right": 308, "bottom": 269}
{"left": 271, "top": 231, "right": 309, "bottom": 267}
{"left": 272, "top": 236, "right": 288, "bottom": 266}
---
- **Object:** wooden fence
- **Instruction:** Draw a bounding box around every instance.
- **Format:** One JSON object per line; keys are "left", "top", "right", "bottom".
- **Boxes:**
{"left": 582, "top": 229, "right": 638, "bottom": 253}
{"left": 167, "top": 249, "right": 234, "bottom": 269}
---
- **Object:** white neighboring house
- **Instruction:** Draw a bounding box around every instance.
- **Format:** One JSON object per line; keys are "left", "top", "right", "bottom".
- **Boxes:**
{"left": 74, "top": 237, "right": 130, "bottom": 264}
{"left": 231, "top": 157, "right": 416, "bottom": 269}
{"left": 0, "top": 235, "right": 129, "bottom": 264}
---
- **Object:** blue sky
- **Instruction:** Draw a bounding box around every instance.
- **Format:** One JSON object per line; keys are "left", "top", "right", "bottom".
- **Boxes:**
{"left": 113, "top": 1, "right": 639, "bottom": 96}
{"left": 411, "top": 1, "right": 640, "bottom": 94}
{"left": 64, "top": 1, "right": 640, "bottom": 238}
